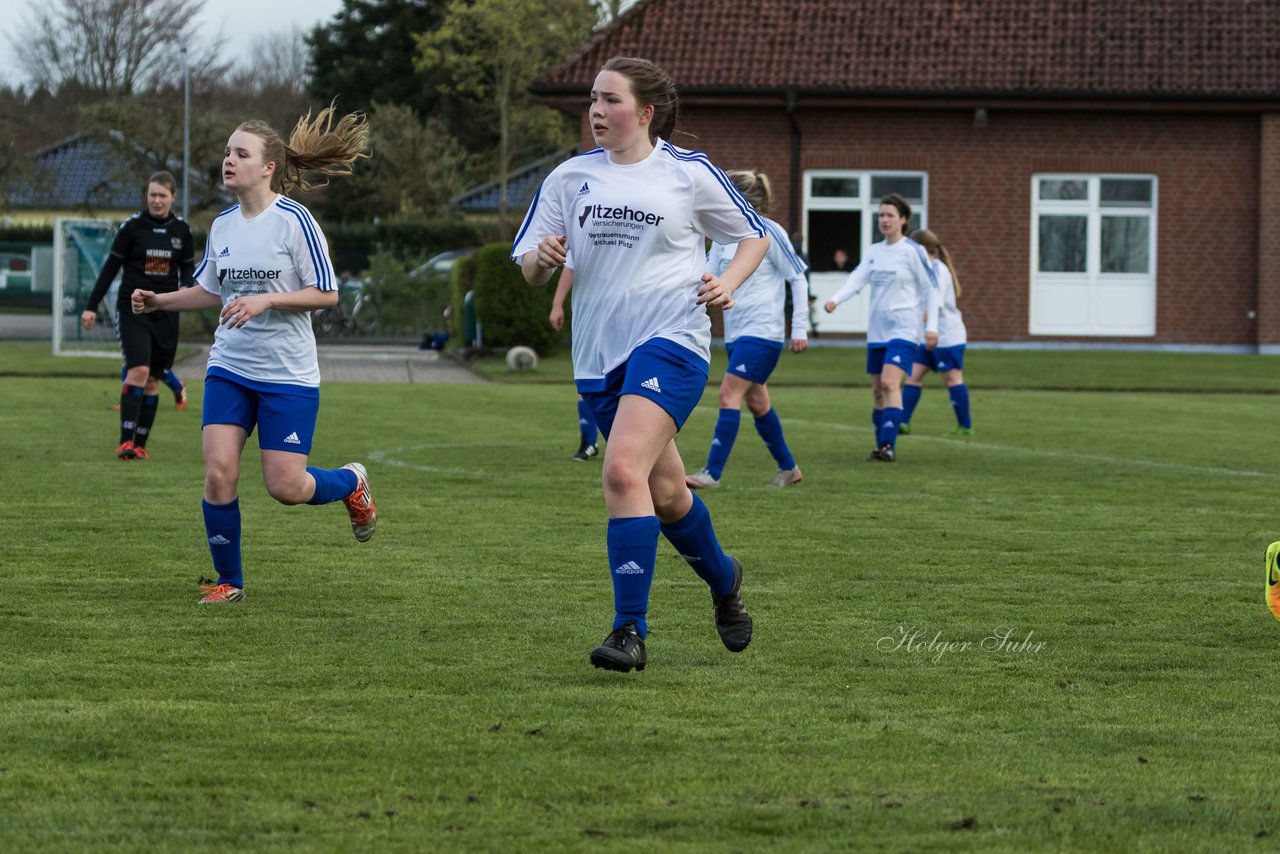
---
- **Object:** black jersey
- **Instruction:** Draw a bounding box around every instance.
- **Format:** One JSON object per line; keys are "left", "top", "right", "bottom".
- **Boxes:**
{"left": 84, "top": 211, "right": 196, "bottom": 311}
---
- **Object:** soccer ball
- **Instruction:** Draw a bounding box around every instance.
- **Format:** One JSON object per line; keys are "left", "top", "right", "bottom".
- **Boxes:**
{"left": 505, "top": 346, "right": 538, "bottom": 372}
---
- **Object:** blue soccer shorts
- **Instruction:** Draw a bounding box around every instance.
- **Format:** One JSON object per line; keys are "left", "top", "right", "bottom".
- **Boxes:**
{"left": 202, "top": 369, "right": 320, "bottom": 454}
{"left": 725, "top": 335, "right": 784, "bottom": 385}
{"left": 578, "top": 338, "right": 709, "bottom": 439}
{"left": 866, "top": 339, "right": 919, "bottom": 376}
{"left": 916, "top": 344, "right": 966, "bottom": 373}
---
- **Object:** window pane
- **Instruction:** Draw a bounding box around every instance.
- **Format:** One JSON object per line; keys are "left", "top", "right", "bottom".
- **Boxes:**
{"left": 1039, "top": 179, "right": 1088, "bottom": 201}
{"left": 1038, "top": 215, "right": 1087, "bottom": 272}
{"left": 1100, "top": 179, "right": 1153, "bottom": 207}
{"left": 1100, "top": 216, "right": 1150, "bottom": 273}
{"left": 870, "top": 175, "right": 923, "bottom": 202}
{"left": 811, "top": 177, "right": 859, "bottom": 198}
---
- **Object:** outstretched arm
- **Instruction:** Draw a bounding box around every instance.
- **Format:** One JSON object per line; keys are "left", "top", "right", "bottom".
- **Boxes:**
{"left": 133, "top": 286, "right": 222, "bottom": 315}
{"left": 549, "top": 267, "right": 574, "bottom": 331}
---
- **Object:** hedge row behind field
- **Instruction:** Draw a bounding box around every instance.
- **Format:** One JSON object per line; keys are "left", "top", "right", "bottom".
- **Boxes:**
{"left": 0, "top": 217, "right": 486, "bottom": 277}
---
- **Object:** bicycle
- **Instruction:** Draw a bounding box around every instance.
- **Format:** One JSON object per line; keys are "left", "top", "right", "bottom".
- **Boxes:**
{"left": 312, "top": 282, "right": 378, "bottom": 337}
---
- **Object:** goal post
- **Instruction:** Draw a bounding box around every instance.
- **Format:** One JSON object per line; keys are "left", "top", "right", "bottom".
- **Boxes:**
{"left": 50, "top": 217, "right": 120, "bottom": 356}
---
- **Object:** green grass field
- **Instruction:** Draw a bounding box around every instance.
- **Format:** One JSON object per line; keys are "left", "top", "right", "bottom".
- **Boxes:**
{"left": 2, "top": 343, "right": 1278, "bottom": 851}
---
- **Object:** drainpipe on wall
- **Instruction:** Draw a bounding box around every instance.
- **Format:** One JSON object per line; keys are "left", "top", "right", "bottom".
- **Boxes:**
{"left": 785, "top": 88, "right": 801, "bottom": 237}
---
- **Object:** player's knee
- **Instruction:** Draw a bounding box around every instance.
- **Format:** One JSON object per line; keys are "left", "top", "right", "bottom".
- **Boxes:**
{"left": 203, "top": 466, "right": 238, "bottom": 503}
{"left": 601, "top": 459, "right": 644, "bottom": 498}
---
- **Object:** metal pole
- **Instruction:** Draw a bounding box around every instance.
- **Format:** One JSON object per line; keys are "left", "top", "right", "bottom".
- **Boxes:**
{"left": 181, "top": 40, "right": 190, "bottom": 219}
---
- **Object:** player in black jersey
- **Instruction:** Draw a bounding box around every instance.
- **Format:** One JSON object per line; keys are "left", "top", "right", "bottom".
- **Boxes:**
{"left": 81, "top": 171, "right": 196, "bottom": 460}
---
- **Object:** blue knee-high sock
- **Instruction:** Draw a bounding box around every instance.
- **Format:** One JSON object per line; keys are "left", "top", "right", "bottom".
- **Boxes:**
{"left": 202, "top": 498, "right": 243, "bottom": 588}
{"left": 160, "top": 369, "right": 184, "bottom": 394}
{"left": 705, "top": 408, "right": 741, "bottom": 479}
{"left": 753, "top": 408, "right": 796, "bottom": 470}
{"left": 577, "top": 399, "right": 598, "bottom": 445}
{"left": 306, "top": 467, "right": 358, "bottom": 505}
{"left": 949, "top": 384, "right": 972, "bottom": 429}
{"left": 120, "top": 366, "right": 127, "bottom": 383}
{"left": 902, "top": 384, "right": 923, "bottom": 425}
{"left": 872, "top": 407, "right": 884, "bottom": 432}
{"left": 659, "top": 494, "right": 734, "bottom": 595}
{"left": 878, "top": 407, "right": 904, "bottom": 448}
{"left": 608, "top": 516, "right": 660, "bottom": 637}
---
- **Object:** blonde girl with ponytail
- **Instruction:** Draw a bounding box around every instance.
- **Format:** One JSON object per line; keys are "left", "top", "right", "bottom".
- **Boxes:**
{"left": 132, "top": 106, "right": 379, "bottom": 605}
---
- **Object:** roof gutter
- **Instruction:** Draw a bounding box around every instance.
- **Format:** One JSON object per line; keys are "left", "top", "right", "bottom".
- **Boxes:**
{"left": 531, "top": 83, "right": 1280, "bottom": 114}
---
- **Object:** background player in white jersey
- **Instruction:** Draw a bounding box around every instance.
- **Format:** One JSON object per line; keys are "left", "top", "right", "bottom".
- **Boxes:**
{"left": 548, "top": 263, "right": 600, "bottom": 462}
{"left": 513, "top": 56, "right": 769, "bottom": 673}
{"left": 824, "top": 193, "right": 939, "bottom": 462}
{"left": 685, "top": 170, "right": 809, "bottom": 490}
{"left": 899, "top": 228, "right": 973, "bottom": 436}
{"left": 132, "top": 107, "right": 378, "bottom": 605}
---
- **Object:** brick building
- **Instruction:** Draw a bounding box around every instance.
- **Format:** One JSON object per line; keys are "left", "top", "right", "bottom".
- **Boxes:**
{"left": 532, "top": 0, "right": 1280, "bottom": 350}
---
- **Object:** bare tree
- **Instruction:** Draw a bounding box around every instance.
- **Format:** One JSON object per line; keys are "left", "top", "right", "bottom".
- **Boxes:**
{"left": 227, "top": 28, "right": 310, "bottom": 98}
{"left": 9, "top": 0, "right": 228, "bottom": 95}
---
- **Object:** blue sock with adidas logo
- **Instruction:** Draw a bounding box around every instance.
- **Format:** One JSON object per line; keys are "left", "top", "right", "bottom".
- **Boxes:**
{"left": 705, "top": 408, "right": 740, "bottom": 479}
{"left": 577, "top": 399, "right": 598, "bottom": 445}
{"left": 753, "top": 408, "right": 795, "bottom": 470}
{"left": 608, "top": 516, "right": 659, "bottom": 637}
{"left": 306, "top": 467, "right": 359, "bottom": 505}
{"left": 902, "top": 383, "right": 923, "bottom": 425}
{"left": 949, "top": 384, "right": 972, "bottom": 428}
{"left": 873, "top": 407, "right": 884, "bottom": 432}
{"left": 878, "top": 407, "right": 904, "bottom": 448}
{"left": 660, "top": 494, "right": 734, "bottom": 595}
{"left": 202, "top": 498, "right": 242, "bottom": 587}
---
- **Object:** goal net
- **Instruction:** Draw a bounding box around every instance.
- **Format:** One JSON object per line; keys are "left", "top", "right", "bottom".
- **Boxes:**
{"left": 50, "top": 217, "right": 120, "bottom": 356}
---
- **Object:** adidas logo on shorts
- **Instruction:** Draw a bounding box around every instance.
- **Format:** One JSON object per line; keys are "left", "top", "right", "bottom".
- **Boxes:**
{"left": 283, "top": 431, "right": 302, "bottom": 445}
{"left": 735, "top": 363, "right": 748, "bottom": 372}
{"left": 641, "top": 377, "right": 661, "bottom": 394}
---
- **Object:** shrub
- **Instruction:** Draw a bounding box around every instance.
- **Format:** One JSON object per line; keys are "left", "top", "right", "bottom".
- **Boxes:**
{"left": 470, "top": 242, "right": 562, "bottom": 354}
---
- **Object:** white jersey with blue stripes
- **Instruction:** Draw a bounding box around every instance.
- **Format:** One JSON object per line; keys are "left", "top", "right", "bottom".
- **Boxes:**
{"left": 707, "top": 217, "right": 808, "bottom": 345}
{"left": 194, "top": 195, "right": 336, "bottom": 387}
{"left": 829, "top": 237, "right": 940, "bottom": 346}
{"left": 933, "top": 260, "right": 967, "bottom": 348}
{"left": 511, "top": 139, "right": 767, "bottom": 385}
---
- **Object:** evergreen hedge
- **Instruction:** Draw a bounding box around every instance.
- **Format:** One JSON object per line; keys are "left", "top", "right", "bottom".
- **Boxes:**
{"left": 469, "top": 242, "right": 563, "bottom": 354}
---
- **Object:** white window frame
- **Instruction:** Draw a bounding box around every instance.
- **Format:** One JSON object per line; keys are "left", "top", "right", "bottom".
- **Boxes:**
{"left": 1029, "top": 173, "right": 1158, "bottom": 336}
{"left": 803, "top": 169, "right": 928, "bottom": 334}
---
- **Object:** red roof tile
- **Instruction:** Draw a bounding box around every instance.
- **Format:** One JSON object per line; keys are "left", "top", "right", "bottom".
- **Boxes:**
{"left": 536, "top": 0, "right": 1280, "bottom": 100}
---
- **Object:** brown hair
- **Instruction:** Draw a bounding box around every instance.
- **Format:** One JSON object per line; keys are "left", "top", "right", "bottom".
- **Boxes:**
{"left": 237, "top": 104, "right": 370, "bottom": 194}
{"left": 910, "top": 228, "right": 962, "bottom": 298}
{"left": 727, "top": 170, "right": 771, "bottom": 215}
{"left": 600, "top": 56, "right": 680, "bottom": 142}
{"left": 880, "top": 193, "right": 912, "bottom": 237}
{"left": 146, "top": 171, "right": 176, "bottom": 195}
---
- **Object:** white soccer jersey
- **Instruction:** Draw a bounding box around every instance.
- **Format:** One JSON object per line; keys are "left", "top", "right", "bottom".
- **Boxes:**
{"left": 511, "top": 140, "right": 767, "bottom": 387}
{"left": 707, "top": 217, "right": 809, "bottom": 345}
{"left": 933, "top": 260, "right": 967, "bottom": 348}
{"left": 194, "top": 196, "right": 337, "bottom": 387}
{"left": 829, "top": 238, "right": 939, "bottom": 345}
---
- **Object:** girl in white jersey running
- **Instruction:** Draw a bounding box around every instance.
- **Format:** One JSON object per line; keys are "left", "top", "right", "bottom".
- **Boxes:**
{"left": 685, "top": 170, "right": 809, "bottom": 490}
{"left": 513, "top": 56, "right": 769, "bottom": 673}
{"left": 899, "top": 228, "right": 973, "bottom": 437}
{"left": 132, "top": 107, "right": 378, "bottom": 605}
{"left": 824, "top": 193, "right": 939, "bottom": 462}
